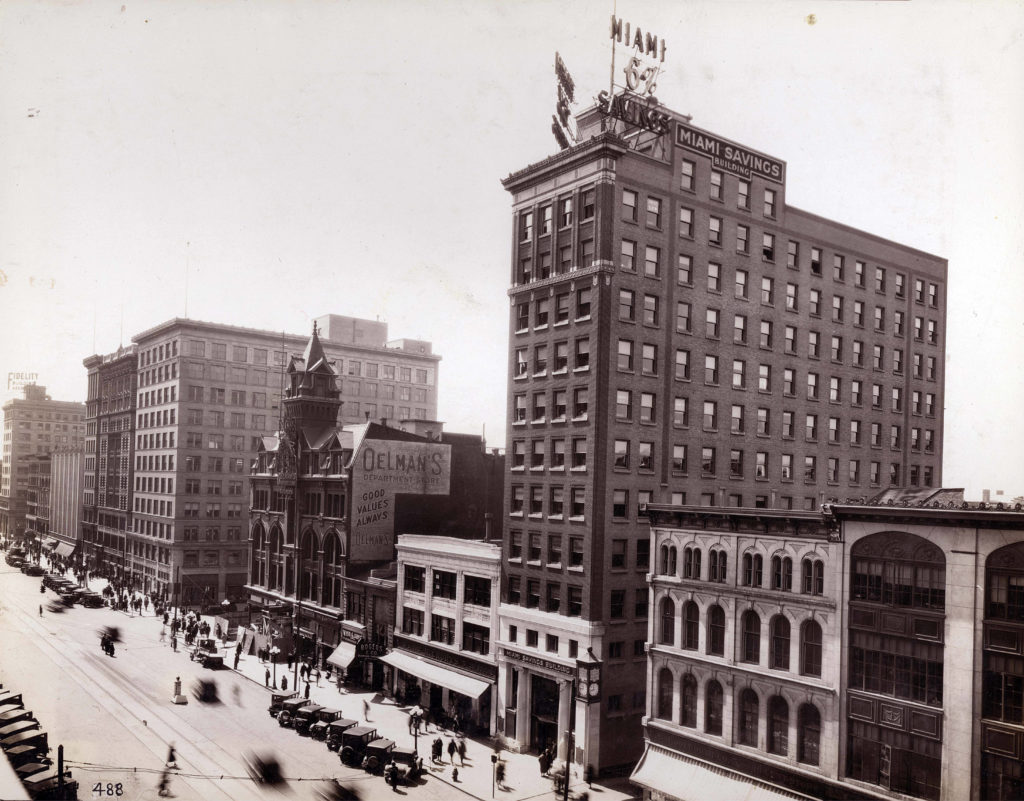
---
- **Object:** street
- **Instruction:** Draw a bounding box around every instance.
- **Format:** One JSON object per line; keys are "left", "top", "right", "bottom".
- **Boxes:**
{"left": 1, "top": 565, "right": 406, "bottom": 801}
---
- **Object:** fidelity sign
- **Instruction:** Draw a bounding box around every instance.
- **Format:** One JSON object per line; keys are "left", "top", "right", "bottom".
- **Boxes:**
{"left": 676, "top": 123, "right": 785, "bottom": 184}
{"left": 350, "top": 439, "right": 451, "bottom": 562}
{"left": 7, "top": 372, "right": 38, "bottom": 391}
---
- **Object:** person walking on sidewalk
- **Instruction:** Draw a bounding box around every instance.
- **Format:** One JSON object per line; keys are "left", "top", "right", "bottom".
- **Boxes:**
{"left": 265, "top": 668, "right": 271, "bottom": 688}
{"left": 447, "top": 738, "right": 457, "bottom": 764}
{"left": 431, "top": 738, "right": 443, "bottom": 763}
{"left": 304, "top": 681, "right": 311, "bottom": 700}
{"left": 457, "top": 738, "right": 467, "bottom": 766}
{"left": 362, "top": 699, "right": 370, "bottom": 721}
{"left": 233, "top": 651, "right": 240, "bottom": 670}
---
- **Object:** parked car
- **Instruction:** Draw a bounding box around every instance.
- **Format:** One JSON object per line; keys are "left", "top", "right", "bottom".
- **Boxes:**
{"left": 292, "top": 704, "right": 324, "bottom": 736}
{"left": 79, "top": 592, "right": 104, "bottom": 609}
{"left": 0, "top": 728, "right": 48, "bottom": 755}
{"left": 324, "top": 718, "right": 359, "bottom": 751}
{"left": 21, "top": 769, "right": 77, "bottom": 800}
{"left": 267, "top": 691, "right": 298, "bottom": 718}
{"left": 22, "top": 563, "right": 44, "bottom": 576}
{"left": 4, "top": 743, "right": 48, "bottom": 770}
{"left": 338, "top": 725, "right": 377, "bottom": 767}
{"left": 308, "top": 709, "right": 345, "bottom": 741}
{"left": 360, "top": 738, "right": 395, "bottom": 774}
{"left": 277, "top": 698, "right": 307, "bottom": 728}
{"left": 0, "top": 690, "right": 25, "bottom": 710}
{"left": 0, "top": 707, "right": 35, "bottom": 727}
{"left": 391, "top": 746, "right": 423, "bottom": 784}
{"left": 42, "top": 574, "right": 64, "bottom": 589}
{"left": 0, "top": 719, "right": 40, "bottom": 740}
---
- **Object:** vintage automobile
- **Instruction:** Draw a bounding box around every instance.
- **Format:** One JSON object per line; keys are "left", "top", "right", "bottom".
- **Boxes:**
{"left": 42, "top": 573, "right": 64, "bottom": 589}
{"left": 58, "top": 588, "right": 84, "bottom": 604}
{"left": 0, "top": 707, "right": 35, "bottom": 727}
{"left": 190, "top": 638, "right": 223, "bottom": 669}
{"left": 0, "top": 691, "right": 25, "bottom": 711}
{"left": 360, "top": 737, "right": 395, "bottom": 774}
{"left": 276, "top": 698, "right": 308, "bottom": 728}
{"left": 22, "top": 563, "right": 44, "bottom": 576}
{"left": 308, "top": 709, "right": 345, "bottom": 741}
{"left": 0, "top": 719, "right": 40, "bottom": 740}
{"left": 0, "top": 728, "right": 49, "bottom": 755}
{"left": 243, "top": 752, "right": 284, "bottom": 786}
{"left": 338, "top": 725, "right": 377, "bottom": 767}
{"left": 390, "top": 746, "right": 424, "bottom": 784}
{"left": 22, "top": 769, "right": 78, "bottom": 800}
{"left": 79, "top": 591, "right": 105, "bottom": 609}
{"left": 324, "top": 718, "right": 359, "bottom": 751}
{"left": 192, "top": 679, "right": 219, "bottom": 703}
{"left": 267, "top": 690, "right": 298, "bottom": 718}
{"left": 4, "top": 743, "right": 48, "bottom": 770}
{"left": 292, "top": 704, "right": 324, "bottom": 736}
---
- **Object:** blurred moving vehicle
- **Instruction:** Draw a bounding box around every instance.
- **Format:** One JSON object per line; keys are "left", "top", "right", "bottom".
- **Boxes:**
{"left": 243, "top": 752, "right": 284, "bottom": 786}
{"left": 192, "top": 679, "right": 219, "bottom": 703}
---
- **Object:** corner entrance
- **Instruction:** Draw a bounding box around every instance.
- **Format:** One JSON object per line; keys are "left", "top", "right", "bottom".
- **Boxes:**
{"left": 530, "top": 674, "right": 559, "bottom": 753}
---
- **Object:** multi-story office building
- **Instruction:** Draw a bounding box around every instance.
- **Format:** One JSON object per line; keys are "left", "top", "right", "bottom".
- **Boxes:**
{"left": 246, "top": 326, "right": 501, "bottom": 693}
{"left": 0, "top": 385, "right": 85, "bottom": 543}
{"left": 129, "top": 315, "right": 440, "bottom": 605}
{"left": 47, "top": 447, "right": 84, "bottom": 560}
{"left": 82, "top": 346, "right": 138, "bottom": 579}
{"left": 389, "top": 534, "right": 502, "bottom": 735}
{"left": 635, "top": 498, "right": 1024, "bottom": 801}
{"left": 498, "top": 103, "right": 947, "bottom": 773}
{"left": 23, "top": 453, "right": 51, "bottom": 545}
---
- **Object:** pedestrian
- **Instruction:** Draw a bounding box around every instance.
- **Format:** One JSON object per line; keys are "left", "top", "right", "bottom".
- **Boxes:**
{"left": 458, "top": 738, "right": 467, "bottom": 766}
{"left": 287, "top": 651, "right": 293, "bottom": 670}
{"left": 452, "top": 766, "right": 459, "bottom": 783}
{"left": 281, "top": 675, "right": 288, "bottom": 692}
{"left": 171, "top": 634, "right": 178, "bottom": 652}
{"left": 313, "top": 666, "right": 320, "bottom": 685}
{"left": 156, "top": 769, "right": 171, "bottom": 797}
{"left": 304, "top": 681, "right": 310, "bottom": 700}
{"left": 363, "top": 699, "right": 370, "bottom": 721}
{"left": 166, "top": 744, "right": 178, "bottom": 769}
{"left": 38, "top": 604, "right": 43, "bottom": 617}
{"left": 447, "top": 738, "right": 457, "bottom": 764}
{"left": 236, "top": 641, "right": 242, "bottom": 656}
{"left": 387, "top": 760, "right": 399, "bottom": 792}
{"left": 232, "top": 684, "right": 241, "bottom": 706}
{"left": 432, "top": 737, "right": 442, "bottom": 763}
{"left": 538, "top": 751, "right": 549, "bottom": 775}
{"left": 265, "top": 668, "right": 271, "bottom": 688}
{"left": 496, "top": 760, "right": 506, "bottom": 790}
{"left": 233, "top": 652, "right": 240, "bottom": 671}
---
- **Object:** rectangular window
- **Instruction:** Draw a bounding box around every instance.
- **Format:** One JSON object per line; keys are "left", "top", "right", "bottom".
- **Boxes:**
{"left": 619, "top": 289, "right": 635, "bottom": 321}
{"left": 642, "top": 294, "right": 659, "bottom": 326}
{"left": 622, "top": 189, "right": 638, "bottom": 221}
{"left": 646, "top": 196, "right": 662, "bottom": 228}
{"left": 787, "top": 240, "right": 799, "bottom": 269}
{"left": 681, "top": 159, "right": 695, "bottom": 191}
{"left": 764, "top": 188, "right": 776, "bottom": 217}
{"left": 710, "top": 170, "right": 723, "bottom": 200}
{"left": 679, "top": 207, "right": 694, "bottom": 238}
{"left": 620, "top": 239, "right": 636, "bottom": 271}
{"left": 735, "top": 268, "right": 748, "bottom": 298}
{"left": 708, "top": 214, "right": 723, "bottom": 246}
{"left": 677, "top": 254, "right": 692, "bottom": 284}
{"left": 673, "top": 397, "right": 689, "bottom": 427}
{"left": 762, "top": 233, "right": 775, "bottom": 262}
{"left": 676, "top": 301, "right": 691, "bottom": 333}
{"left": 644, "top": 245, "right": 660, "bottom": 277}
{"left": 738, "top": 179, "right": 750, "bottom": 209}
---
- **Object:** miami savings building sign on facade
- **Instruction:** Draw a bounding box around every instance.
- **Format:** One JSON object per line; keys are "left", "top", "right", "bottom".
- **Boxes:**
{"left": 676, "top": 122, "right": 786, "bottom": 184}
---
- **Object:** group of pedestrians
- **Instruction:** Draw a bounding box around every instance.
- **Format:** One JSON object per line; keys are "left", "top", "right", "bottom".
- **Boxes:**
{"left": 430, "top": 735, "right": 467, "bottom": 766}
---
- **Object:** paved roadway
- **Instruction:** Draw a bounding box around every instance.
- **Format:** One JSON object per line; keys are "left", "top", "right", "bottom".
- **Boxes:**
{"left": 0, "top": 564, "right": 409, "bottom": 801}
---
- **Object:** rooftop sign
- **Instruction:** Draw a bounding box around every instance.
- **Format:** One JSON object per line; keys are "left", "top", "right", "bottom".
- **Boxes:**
{"left": 676, "top": 123, "right": 785, "bottom": 184}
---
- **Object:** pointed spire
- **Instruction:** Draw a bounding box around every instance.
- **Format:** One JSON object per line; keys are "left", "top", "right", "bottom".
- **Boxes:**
{"left": 303, "top": 321, "right": 329, "bottom": 372}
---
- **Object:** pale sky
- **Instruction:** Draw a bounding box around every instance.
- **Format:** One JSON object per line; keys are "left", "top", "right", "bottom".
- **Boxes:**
{"left": 1, "top": 0, "right": 1022, "bottom": 498}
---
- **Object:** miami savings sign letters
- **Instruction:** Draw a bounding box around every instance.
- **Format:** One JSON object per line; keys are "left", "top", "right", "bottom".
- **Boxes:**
{"left": 676, "top": 123, "right": 786, "bottom": 184}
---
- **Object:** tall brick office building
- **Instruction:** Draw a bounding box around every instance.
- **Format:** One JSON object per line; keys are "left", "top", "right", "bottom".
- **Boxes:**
{"left": 497, "top": 101, "right": 946, "bottom": 773}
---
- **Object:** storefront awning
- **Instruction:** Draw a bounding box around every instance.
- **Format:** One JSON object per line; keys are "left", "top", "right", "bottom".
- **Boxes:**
{"left": 42, "top": 539, "right": 58, "bottom": 550}
{"left": 326, "top": 642, "right": 358, "bottom": 669}
{"left": 53, "top": 542, "right": 76, "bottom": 558}
{"left": 630, "top": 745, "right": 814, "bottom": 801}
{"left": 379, "top": 650, "right": 490, "bottom": 699}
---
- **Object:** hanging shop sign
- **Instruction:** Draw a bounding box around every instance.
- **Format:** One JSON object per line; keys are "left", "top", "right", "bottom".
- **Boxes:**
{"left": 676, "top": 123, "right": 786, "bottom": 184}
{"left": 552, "top": 51, "right": 578, "bottom": 150}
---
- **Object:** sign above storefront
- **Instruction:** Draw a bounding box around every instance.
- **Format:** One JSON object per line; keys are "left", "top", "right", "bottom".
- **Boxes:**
{"left": 676, "top": 123, "right": 786, "bottom": 184}
{"left": 501, "top": 647, "right": 574, "bottom": 677}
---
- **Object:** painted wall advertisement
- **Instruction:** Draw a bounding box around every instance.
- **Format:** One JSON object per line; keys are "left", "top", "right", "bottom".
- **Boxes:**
{"left": 350, "top": 438, "right": 452, "bottom": 561}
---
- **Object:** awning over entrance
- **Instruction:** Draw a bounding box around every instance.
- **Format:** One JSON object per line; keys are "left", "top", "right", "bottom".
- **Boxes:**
{"left": 379, "top": 650, "right": 490, "bottom": 699}
{"left": 326, "top": 642, "right": 357, "bottom": 669}
{"left": 630, "top": 745, "right": 814, "bottom": 801}
{"left": 53, "top": 542, "right": 76, "bottom": 558}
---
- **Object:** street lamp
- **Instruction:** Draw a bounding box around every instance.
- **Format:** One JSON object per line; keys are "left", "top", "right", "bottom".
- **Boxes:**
{"left": 269, "top": 644, "right": 281, "bottom": 690}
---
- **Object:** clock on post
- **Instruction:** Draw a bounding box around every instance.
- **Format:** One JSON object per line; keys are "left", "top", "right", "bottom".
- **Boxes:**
{"left": 575, "top": 654, "right": 602, "bottom": 704}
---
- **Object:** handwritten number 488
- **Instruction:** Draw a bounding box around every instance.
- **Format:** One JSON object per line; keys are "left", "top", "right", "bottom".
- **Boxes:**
{"left": 92, "top": 782, "right": 124, "bottom": 796}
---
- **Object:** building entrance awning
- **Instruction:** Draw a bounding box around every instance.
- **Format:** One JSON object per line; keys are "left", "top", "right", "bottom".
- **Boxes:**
{"left": 53, "top": 542, "right": 76, "bottom": 558}
{"left": 379, "top": 650, "right": 491, "bottom": 699}
{"left": 630, "top": 745, "right": 814, "bottom": 801}
{"left": 326, "top": 642, "right": 358, "bottom": 669}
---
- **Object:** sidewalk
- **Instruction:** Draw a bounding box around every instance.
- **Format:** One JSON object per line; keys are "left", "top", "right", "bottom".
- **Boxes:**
{"left": 134, "top": 604, "right": 637, "bottom": 801}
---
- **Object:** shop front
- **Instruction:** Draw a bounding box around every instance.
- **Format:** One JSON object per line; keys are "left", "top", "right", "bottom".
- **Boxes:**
{"left": 382, "top": 634, "right": 497, "bottom": 735}
{"left": 497, "top": 646, "right": 576, "bottom": 758}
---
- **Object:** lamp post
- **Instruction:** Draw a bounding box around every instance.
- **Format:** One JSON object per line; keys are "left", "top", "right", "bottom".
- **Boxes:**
{"left": 269, "top": 644, "right": 281, "bottom": 690}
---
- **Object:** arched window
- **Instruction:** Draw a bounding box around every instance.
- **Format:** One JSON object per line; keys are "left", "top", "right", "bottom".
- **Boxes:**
{"left": 770, "top": 615, "right": 791, "bottom": 670}
{"left": 657, "top": 667, "right": 673, "bottom": 719}
{"left": 659, "top": 597, "right": 675, "bottom": 645}
{"left": 797, "top": 703, "right": 821, "bottom": 765}
{"left": 709, "top": 549, "right": 727, "bottom": 582}
{"left": 684, "top": 546, "right": 702, "bottom": 579}
{"left": 741, "top": 610, "right": 760, "bottom": 663}
{"left": 802, "top": 558, "right": 824, "bottom": 595}
{"left": 983, "top": 542, "right": 1024, "bottom": 800}
{"left": 707, "top": 604, "right": 726, "bottom": 656}
{"left": 706, "top": 680, "right": 723, "bottom": 735}
{"left": 768, "top": 696, "right": 789, "bottom": 755}
{"left": 743, "top": 552, "right": 763, "bottom": 586}
{"left": 680, "top": 674, "right": 697, "bottom": 727}
{"left": 800, "top": 620, "right": 822, "bottom": 676}
{"left": 267, "top": 526, "right": 283, "bottom": 591}
{"left": 668, "top": 546, "right": 678, "bottom": 575}
{"left": 299, "top": 529, "right": 319, "bottom": 601}
{"left": 683, "top": 601, "right": 699, "bottom": 649}
{"left": 250, "top": 524, "right": 266, "bottom": 586}
{"left": 738, "top": 688, "right": 759, "bottom": 746}
{"left": 660, "top": 544, "right": 670, "bottom": 575}
{"left": 772, "top": 555, "right": 792, "bottom": 590}
{"left": 321, "top": 530, "right": 344, "bottom": 608}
